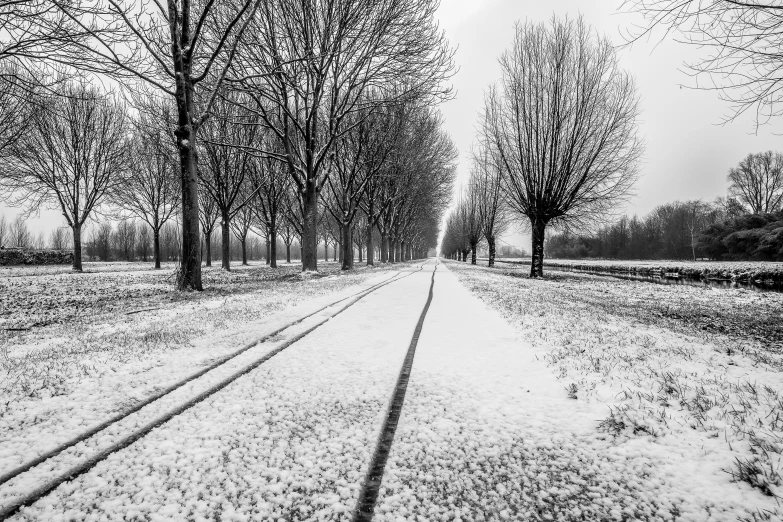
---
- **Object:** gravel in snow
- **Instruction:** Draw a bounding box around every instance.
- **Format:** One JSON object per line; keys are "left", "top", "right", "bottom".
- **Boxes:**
{"left": 8, "top": 267, "right": 434, "bottom": 521}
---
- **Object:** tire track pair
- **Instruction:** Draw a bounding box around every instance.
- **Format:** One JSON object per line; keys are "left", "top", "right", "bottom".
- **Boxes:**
{"left": 0, "top": 262, "right": 426, "bottom": 520}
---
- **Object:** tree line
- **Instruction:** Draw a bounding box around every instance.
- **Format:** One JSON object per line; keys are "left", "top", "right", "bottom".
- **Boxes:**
{"left": 0, "top": 0, "right": 457, "bottom": 289}
{"left": 546, "top": 150, "right": 783, "bottom": 261}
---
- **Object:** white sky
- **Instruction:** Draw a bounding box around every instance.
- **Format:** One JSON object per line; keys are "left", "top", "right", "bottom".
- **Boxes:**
{"left": 435, "top": 0, "right": 783, "bottom": 251}
{"left": 3, "top": 1, "right": 782, "bottom": 251}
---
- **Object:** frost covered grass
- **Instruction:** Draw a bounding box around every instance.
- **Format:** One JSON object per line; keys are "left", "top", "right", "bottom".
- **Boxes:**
{"left": 0, "top": 260, "right": 404, "bottom": 476}
{"left": 446, "top": 259, "right": 783, "bottom": 518}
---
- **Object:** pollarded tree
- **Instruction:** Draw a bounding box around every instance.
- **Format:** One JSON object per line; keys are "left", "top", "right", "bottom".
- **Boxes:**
{"left": 459, "top": 184, "right": 483, "bottom": 265}
{"left": 484, "top": 16, "right": 643, "bottom": 278}
{"left": 471, "top": 143, "right": 509, "bottom": 267}
{"left": 728, "top": 151, "right": 783, "bottom": 214}
{"left": 2, "top": 83, "right": 128, "bottom": 271}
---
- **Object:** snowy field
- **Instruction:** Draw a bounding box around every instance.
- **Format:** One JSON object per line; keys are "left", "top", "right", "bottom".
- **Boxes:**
{"left": 493, "top": 258, "right": 783, "bottom": 283}
{"left": 446, "top": 259, "right": 783, "bottom": 521}
{"left": 3, "top": 258, "right": 782, "bottom": 521}
{"left": 0, "top": 261, "right": 406, "bottom": 479}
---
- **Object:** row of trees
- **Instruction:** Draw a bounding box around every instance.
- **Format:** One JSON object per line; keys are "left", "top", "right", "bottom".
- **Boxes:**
{"left": 0, "top": 0, "right": 456, "bottom": 289}
{"left": 441, "top": 16, "right": 643, "bottom": 276}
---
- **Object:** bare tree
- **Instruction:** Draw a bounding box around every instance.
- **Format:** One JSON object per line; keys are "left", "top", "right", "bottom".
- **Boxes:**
{"left": 199, "top": 96, "right": 259, "bottom": 271}
{"left": 88, "top": 221, "right": 112, "bottom": 261}
{"left": 727, "top": 151, "right": 783, "bottom": 214}
{"left": 33, "top": 0, "right": 262, "bottom": 289}
{"left": 233, "top": 0, "right": 454, "bottom": 272}
{"left": 115, "top": 219, "right": 137, "bottom": 261}
{"left": 484, "top": 17, "right": 643, "bottom": 277}
{"left": 458, "top": 184, "right": 483, "bottom": 265}
{"left": 2, "top": 83, "right": 128, "bottom": 271}
{"left": 10, "top": 214, "right": 30, "bottom": 247}
{"left": 49, "top": 227, "right": 68, "bottom": 250}
{"left": 0, "top": 213, "right": 6, "bottom": 247}
{"left": 114, "top": 108, "right": 180, "bottom": 268}
{"left": 199, "top": 186, "right": 219, "bottom": 267}
{"left": 137, "top": 223, "right": 151, "bottom": 262}
{"left": 0, "top": 64, "right": 33, "bottom": 168}
{"left": 249, "top": 151, "right": 290, "bottom": 269}
{"left": 0, "top": 0, "right": 73, "bottom": 64}
{"left": 471, "top": 143, "right": 508, "bottom": 267}
{"left": 230, "top": 196, "right": 254, "bottom": 265}
{"left": 623, "top": 0, "right": 783, "bottom": 127}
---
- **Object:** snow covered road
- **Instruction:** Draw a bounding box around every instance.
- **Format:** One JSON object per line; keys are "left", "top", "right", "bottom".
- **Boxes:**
{"left": 6, "top": 263, "right": 435, "bottom": 521}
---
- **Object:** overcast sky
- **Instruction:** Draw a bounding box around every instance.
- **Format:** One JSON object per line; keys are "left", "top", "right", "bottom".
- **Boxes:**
{"left": 435, "top": 0, "right": 783, "bottom": 250}
{"left": 3, "top": 1, "right": 782, "bottom": 251}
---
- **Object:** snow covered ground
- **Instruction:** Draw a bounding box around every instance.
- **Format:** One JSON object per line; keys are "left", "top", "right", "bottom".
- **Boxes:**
{"left": 6, "top": 263, "right": 435, "bottom": 521}
{"left": 445, "top": 260, "right": 783, "bottom": 521}
{"left": 3, "top": 258, "right": 781, "bottom": 521}
{"left": 0, "top": 261, "right": 408, "bottom": 480}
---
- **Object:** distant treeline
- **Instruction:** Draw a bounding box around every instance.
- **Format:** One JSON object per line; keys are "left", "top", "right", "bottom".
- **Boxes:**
{"left": 546, "top": 200, "right": 783, "bottom": 261}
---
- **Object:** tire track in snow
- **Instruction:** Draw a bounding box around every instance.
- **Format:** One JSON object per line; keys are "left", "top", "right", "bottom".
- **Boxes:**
{"left": 352, "top": 261, "right": 437, "bottom": 522}
{"left": 0, "top": 261, "right": 429, "bottom": 521}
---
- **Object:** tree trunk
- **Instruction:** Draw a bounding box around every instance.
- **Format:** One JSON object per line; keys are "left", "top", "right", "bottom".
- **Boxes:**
{"left": 175, "top": 84, "right": 202, "bottom": 291}
{"left": 487, "top": 235, "right": 496, "bottom": 267}
{"left": 530, "top": 217, "right": 547, "bottom": 278}
{"left": 241, "top": 239, "right": 248, "bottom": 265}
{"left": 366, "top": 223, "right": 374, "bottom": 266}
{"left": 470, "top": 242, "right": 477, "bottom": 265}
{"left": 358, "top": 245, "right": 362, "bottom": 263}
{"left": 266, "top": 240, "right": 270, "bottom": 265}
{"left": 71, "top": 223, "right": 82, "bottom": 272}
{"left": 286, "top": 243, "right": 291, "bottom": 263}
{"left": 154, "top": 227, "right": 162, "bottom": 269}
{"left": 269, "top": 227, "right": 277, "bottom": 268}
{"left": 204, "top": 230, "right": 212, "bottom": 267}
{"left": 341, "top": 222, "right": 353, "bottom": 270}
{"left": 301, "top": 181, "right": 318, "bottom": 271}
{"left": 380, "top": 233, "right": 388, "bottom": 263}
{"left": 221, "top": 214, "right": 230, "bottom": 271}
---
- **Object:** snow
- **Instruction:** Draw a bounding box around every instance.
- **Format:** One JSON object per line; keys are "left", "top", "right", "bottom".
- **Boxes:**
{"left": 4, "top": 264, "right": 434, "bottom": 520}
{"left": 3, "top": 258, "right": 780, "bottom": 520}
{"left": 0, "top": 262, "right": 406, "bottom": 482}
{"left": 439, "top": 260, "right": 782, "bottom": 520}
